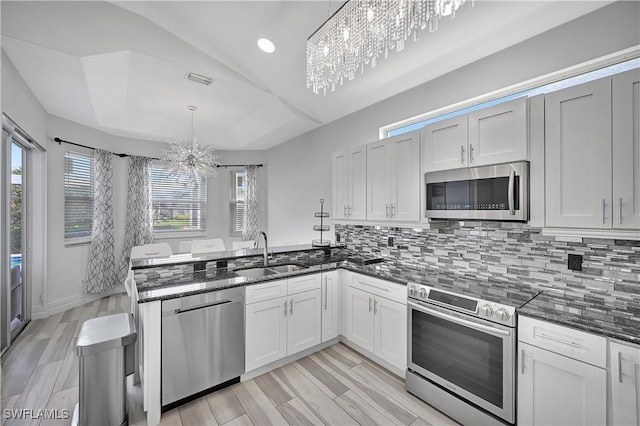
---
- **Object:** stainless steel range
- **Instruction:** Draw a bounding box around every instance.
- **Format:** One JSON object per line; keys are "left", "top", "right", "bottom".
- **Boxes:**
{"left": 406, "top": 280, "right": 538, "bottom": 425}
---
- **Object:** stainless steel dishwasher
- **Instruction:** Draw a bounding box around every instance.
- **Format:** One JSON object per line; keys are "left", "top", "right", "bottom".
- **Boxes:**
{"left": 161, "top": 286, "right": 244, "bottom": 406}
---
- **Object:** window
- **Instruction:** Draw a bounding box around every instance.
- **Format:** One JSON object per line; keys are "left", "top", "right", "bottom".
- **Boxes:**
{"left": 230, "top": 170, "right": 246, "bottom": 236}
{"left": 64, "top": 150, "right": 94, "bottom": 242}
{"left": 150, "top": 162, "right": 206, "bottom": 233}
{"left": 384, "top": 57, "right": 640, "bottom": 138}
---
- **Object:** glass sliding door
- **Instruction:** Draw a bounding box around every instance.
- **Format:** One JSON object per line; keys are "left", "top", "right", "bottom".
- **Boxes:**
{"left": 10, "top": 140, "right": 27, "bottom": 337}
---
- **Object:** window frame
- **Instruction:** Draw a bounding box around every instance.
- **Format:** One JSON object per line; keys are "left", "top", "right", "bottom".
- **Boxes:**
{"left": 64, "top": 149, "right": 95, "bottom": 246}
{"left": 229, "top": 169, "right": 246, "bottom": 237}
{"left": 150, "top": 161, "right": 207, "bottom": 237}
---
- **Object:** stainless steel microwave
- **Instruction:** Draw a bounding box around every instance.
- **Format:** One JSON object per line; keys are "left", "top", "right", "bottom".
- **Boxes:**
{"left": 424, "top": 161, "right": 529, "bottom": 221}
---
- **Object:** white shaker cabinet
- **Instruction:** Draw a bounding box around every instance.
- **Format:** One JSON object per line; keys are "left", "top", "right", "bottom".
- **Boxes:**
{"left": 545, "top": 78, "right": 612, "bottom": 229}
{"left": 421, "top": 115, "right": 468, "bottom": 172}
{"left": 321, "top": 271, "right": 339, "bottom": 342}
{"left": 613, "top": 69, "right": 640, "bottom": 230}
{"left": 366, "top": 131, "right": 420, "bottom": 222}
{"left": 344, "top": 272, "right": 407, "bottom": 374}
{"left": 610, "top": 340, "right": 640, "bottom": 426}
{"left": 468, "top": 96, "right": 528, "bottom": 167}
{"left": 518, "top": 316, "right": 607, "bottom": 426}
{"left": 245, "top": 276, "right": 322, "bottom": 372}
{"left": 332, "top": 146, "right": 366, "bottom": 220}
{"left": 421, "top": 98, "right": 527, "bottom": 173}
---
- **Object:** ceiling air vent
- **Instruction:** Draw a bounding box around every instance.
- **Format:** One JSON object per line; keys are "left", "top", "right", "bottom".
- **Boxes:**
{"left": 186, "top": 72, "right": 213, "bottom": 86}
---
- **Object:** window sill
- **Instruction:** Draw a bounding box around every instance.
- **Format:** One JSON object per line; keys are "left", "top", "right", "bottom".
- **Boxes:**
{"left": 153, "top": 230, "right": 207, "bottom": 240}
{"left": 65, "top": 239, "right": 91, "bottom": 248}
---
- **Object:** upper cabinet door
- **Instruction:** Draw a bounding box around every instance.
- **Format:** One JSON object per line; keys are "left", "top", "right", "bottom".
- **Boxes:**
{"left": 545, "top": 78, "right": 612, "bottom": 229}
{"left": 348, "top": 146, "right": 367, "bottom": 220}
{"left": 468, "top": 97, "right": 528, "bottom": 166}
{"left": 366, "top": 140, "right": 392, "bottom": 221}
{"left": 421, "top": 115, "right": 468, "bottom": 172}
{"left": 613, "top": 69, "right": 640, "bottom": 230}
{"left": 388, "top": 132, "right": 420, "bottom": 221}
{"left": 332, "top": 151, "right": 348, "bottom": 219}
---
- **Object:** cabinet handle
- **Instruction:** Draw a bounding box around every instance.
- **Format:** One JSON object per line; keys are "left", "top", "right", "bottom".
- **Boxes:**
{"left": 520, "top": 348, "right": 525, "bottom": 374}
{"left": 618, "top": 351, "right": 623, "bottom": 383}
{"left": 602, "top": 198, "right": 606, "bottom": 224}
{"left": 323, "top": 277, "right": 328, "bottom": 310}
{"left": 374, "top": 299, "right": 378, "bottom": 315}
{"left": 469, "top": 144, "right": 474, "bottom": 164}
{"left": 369, "top": 297, "right": 372, "bottom": 313}
{"left": 284, "top": 301, "right": 288, "bottom": 317}
{"left": 348, "top": 206, "right": 352, "bottom": 216}
{"left": 533, "top": 332, "right": 582, "bottom": 349}
{"left": 460, "top": 145, "right": 465, "bottom": 164}
{"left": 344, "top": 206, "right": 347, "bottom": 217}
{"left": 618, "top": 197, "right": 623, "bottom": 224}
{"left": 386, "top": 204, "right": 390, "bottom": 217}
{"left": 289, "top": 299, "right": 293, "bottom": 315}
{"left": 391, "top": 204, "right": 395, "bottom": 217}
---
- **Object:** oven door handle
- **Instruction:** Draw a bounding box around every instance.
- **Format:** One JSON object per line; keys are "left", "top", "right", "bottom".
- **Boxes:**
{"left": 408, "top": 301, "right": 512, "bottom": 337}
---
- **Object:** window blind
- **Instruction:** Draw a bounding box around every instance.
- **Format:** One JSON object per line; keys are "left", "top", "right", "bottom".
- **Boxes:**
{"left": 64, "top": 151, "right": 94, "bottom": 241}
{"left": 151, "top": 162, "right": 206, "bottom": 232}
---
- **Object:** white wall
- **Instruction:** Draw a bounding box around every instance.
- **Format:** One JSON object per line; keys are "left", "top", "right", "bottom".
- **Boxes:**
{"left": 2, "top": 50, "right": 48, "bottom": 316}
{"left": 266, "top": 1, "right": 640, "bottom": 246}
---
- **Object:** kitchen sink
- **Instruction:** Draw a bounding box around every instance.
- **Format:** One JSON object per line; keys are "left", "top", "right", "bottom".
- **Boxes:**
{"left": 234, "top": 263, "right": 308, "bottom": 279}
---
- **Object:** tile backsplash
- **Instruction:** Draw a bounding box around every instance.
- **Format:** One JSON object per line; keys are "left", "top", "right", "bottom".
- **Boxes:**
{"left": 335, "top": 222, "right": 640, "bottom": 303}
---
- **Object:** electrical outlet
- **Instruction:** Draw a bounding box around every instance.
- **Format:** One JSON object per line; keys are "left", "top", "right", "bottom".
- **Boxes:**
{"left": 387, "top": 237, "right": 394, "bottom": 247}
{"left": 568, "top": 254, "right": 583, "bottom": 271}
{"left": 335, "top": 233, "right": 341, "bottom": 243}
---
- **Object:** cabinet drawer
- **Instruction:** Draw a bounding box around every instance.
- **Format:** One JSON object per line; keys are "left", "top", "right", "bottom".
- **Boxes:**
{"left": 245, "top": 279, "right": 288, "bottom": 304}
{"left": 349, "top": 272, "right": 406, "bottom": 304}
{"left": 288, "top": 274, "right": 322, "bottom": 295}
{"left": 519, "top": 316, "right": 606, "bottom": 368}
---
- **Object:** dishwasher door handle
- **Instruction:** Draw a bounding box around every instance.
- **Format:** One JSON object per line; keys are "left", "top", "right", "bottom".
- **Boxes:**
{"left": 172, "top": 299, "right": 234, "bottom": 315}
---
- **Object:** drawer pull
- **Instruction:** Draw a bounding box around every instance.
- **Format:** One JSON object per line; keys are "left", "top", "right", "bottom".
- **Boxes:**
{"left": 534, "top": 332, "right": 581, "bottom": 349}
{"left": 358, "top": 281, "right": 389, "bottom": 292}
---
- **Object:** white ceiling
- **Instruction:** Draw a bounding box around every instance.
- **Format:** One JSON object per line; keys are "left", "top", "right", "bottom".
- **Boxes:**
{"left": 1, "top": 1, "right": 610, "bottom": 150}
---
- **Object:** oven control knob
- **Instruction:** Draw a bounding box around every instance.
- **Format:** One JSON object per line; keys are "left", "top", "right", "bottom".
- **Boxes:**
{"left": 495, "top": 308, "right": 510, "bottom": 322}
{"left": 409, "top": 285, "right": 417, "bottom": 296}
{"left": 479, "top": 304, "right": 494, "bottom": 317}
{"left": 419, "top": 288, "right": 427, "bottom": 299}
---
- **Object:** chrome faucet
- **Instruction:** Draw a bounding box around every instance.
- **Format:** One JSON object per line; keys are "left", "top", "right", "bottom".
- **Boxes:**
{"left": 254, "top": 231, "right": 269, "bottom": 266}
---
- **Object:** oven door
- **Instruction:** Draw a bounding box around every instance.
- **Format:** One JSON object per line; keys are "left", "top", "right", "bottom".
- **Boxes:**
{"left": 407, "top": 300, "right": 515, "bottom": 423}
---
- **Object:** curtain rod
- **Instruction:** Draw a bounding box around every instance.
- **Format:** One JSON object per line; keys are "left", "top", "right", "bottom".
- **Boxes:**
{"left": 54, "top": 137, "right": 264, "bottom": 168}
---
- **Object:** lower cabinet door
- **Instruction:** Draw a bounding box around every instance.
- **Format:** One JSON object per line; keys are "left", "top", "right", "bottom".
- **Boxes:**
{"left": 373, "top": 296, "right": 406, "bottom": 371}
{"left": 610, "top": 341, "right": 640, "bottom": 426}
{"left": 286, "top": 289, "right": 322, "bottom": 356}
{"left": 518, "top": 342, "right": 606, "bottom": 426}
{"left": 245, "top": 297, "right": 287, "bottom": 372}
{"left": 346, "top": 286, "right": 375, "bottom": 353}
{"left": 321, "top": 271, "right": 339, "bottom": 343}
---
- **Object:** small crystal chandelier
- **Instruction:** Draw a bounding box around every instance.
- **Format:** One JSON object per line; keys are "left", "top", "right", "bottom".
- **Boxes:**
{"left": 307, "top": 0, "right": 470, "bottom": 95}
{"left": 162, "top": 106, "right": 220, "bottom": 186}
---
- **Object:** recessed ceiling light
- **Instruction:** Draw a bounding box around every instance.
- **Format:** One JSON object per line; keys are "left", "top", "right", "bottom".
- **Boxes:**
{"left": 187, "top": 72, "right": 213, "bottom": 86}
{"left": 257, "top": 38, "right": 275, "bottom": 54}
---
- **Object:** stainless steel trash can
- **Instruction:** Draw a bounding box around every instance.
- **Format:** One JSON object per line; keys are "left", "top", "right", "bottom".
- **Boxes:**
{"left": 73, "top": 313, "right": 137, "bottom": 426}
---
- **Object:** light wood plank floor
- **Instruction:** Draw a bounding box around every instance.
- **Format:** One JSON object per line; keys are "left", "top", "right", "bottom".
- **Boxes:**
{"left": 1, "top": 293, "right": 458, "bottom": 426}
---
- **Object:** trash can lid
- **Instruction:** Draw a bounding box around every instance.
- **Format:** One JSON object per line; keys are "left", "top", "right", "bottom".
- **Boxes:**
{"left": 76, "top": 313, "right": 137, "bottom": 356}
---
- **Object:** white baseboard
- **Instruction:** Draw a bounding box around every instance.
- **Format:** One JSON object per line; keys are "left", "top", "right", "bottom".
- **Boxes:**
{"left": 31, "top": 285, "right": 126, "bottom": 319}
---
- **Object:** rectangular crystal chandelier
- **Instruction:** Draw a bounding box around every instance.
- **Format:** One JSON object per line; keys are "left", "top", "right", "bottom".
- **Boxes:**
{"left": 306, "top": 0, "right": 470, "bottom": 95}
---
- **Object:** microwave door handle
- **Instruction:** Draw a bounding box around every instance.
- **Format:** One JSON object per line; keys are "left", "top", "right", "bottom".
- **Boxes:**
{"left": 508, "top": 169, "right": 516, "bottom": 216}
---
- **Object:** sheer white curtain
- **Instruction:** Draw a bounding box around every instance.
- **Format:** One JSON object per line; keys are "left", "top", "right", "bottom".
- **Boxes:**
{"left": 84, "top": 149, "right": 117, "bottom": 293}
{"left": 118, "top": 156, "right": 154, "bottom": 281}
{"left": 242, "top": 165, "right": 259, "bottom": 241}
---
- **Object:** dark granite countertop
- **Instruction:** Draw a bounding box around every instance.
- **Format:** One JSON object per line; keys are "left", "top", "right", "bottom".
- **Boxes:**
{"left": 518, "top": 289, "right": 640, "bottom": 345}
{"left": 131, "top": 243, "right": 345, "bottom": 270}
{"left": 134, "top": 245, "right": 639, "bottom": 345}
